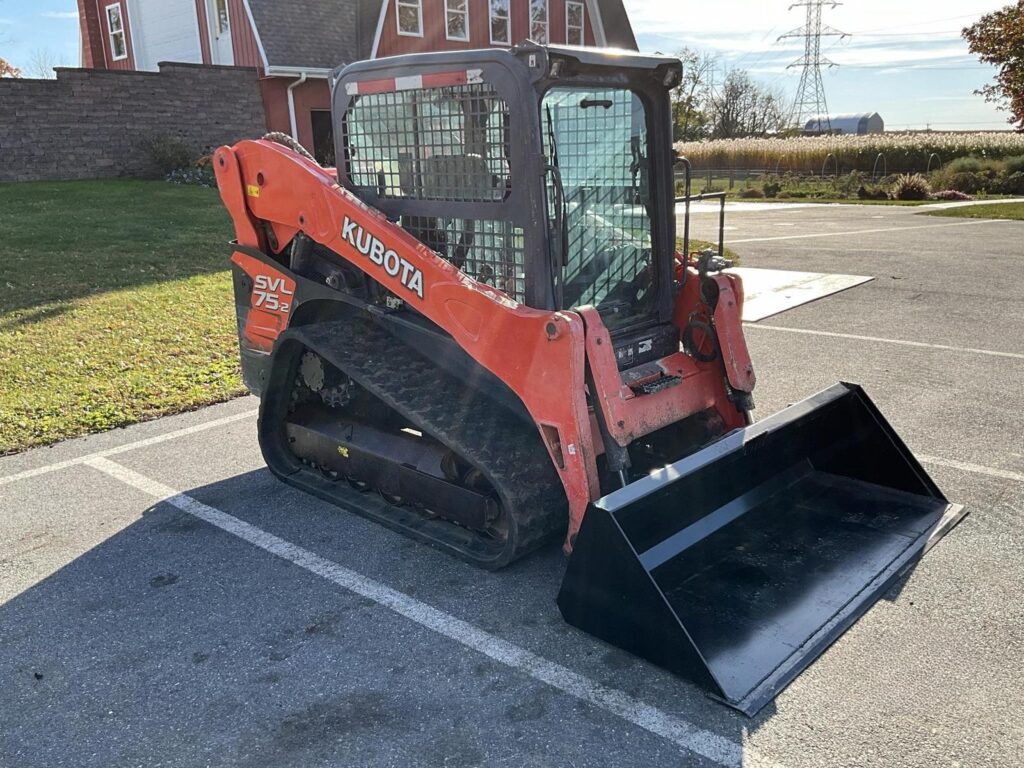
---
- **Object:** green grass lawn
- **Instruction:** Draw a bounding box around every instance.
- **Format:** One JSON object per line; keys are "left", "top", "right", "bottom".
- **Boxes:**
{"left": 755, "top": 198, "right": 934, "bottom": 206}
{"left": 919, "top": 202, "right": 1024, "bottom": 221}
{"left": 0, "top": 180, "right": 744, "bottom": 455}
{"left": 0, "top": 180, "right": 244, "bottom": 455}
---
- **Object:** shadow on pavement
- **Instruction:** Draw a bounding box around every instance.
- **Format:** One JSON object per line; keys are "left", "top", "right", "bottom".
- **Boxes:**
{"left": 0, "top": 468, "right": 778, "bottom": 767}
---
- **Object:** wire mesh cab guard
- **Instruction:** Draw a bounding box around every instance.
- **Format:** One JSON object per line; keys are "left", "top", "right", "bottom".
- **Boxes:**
{"left": 332, "top": 44, "right": 683, "bottom": 314}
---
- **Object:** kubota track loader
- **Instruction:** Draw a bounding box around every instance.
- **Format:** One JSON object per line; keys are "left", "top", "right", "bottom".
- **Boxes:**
{"left": 214, "top": 44, "right": 965, "bottom": 715}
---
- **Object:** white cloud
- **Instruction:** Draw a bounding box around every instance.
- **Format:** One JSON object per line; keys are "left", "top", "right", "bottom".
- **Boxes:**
{"left": 622, "top": 0, "right": 1009, "bottom": 130}
{"left": 625, "top": 0, "right": 1004, "bottom": 61}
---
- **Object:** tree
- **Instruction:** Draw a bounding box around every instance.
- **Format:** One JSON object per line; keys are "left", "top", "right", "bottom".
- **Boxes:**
{"left": 706, "top": 70, "right": 785, "bottom": 139}
{"left": 963, "top": 2, "right": 1024, "bottom": 130}
{"left": 0, "top": 56, "right": 20, "bottom": 78}
{"left": 28, "top": 48, "right": 63, "bottom": 79}
{"left": 671, "top": 48, "right": 716, "bottom": 142}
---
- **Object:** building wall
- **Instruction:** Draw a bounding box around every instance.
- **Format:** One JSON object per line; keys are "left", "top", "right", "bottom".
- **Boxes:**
{"left": 78, "top": 0, "right": 106, "bottom": 68}
{"left": 0, "top": 63, "right": 266, "bottom": 182}
{"left": 126, "top": 0, "right": 206, "bottom": 71}
{"left": 87, "top": 0, "right": 137, "bottom": 70}
{"left": 228, "top": 0, "right": 264, "bottom": 68}
{"left": 375, "top": 0, "right": 596, "bottom": 57}
{"left": 195, "top": 0, "right": 212, "bottom": 63}
{"left": 260, "top": 77, "right": 332, "bottom": 154}
{"left": 83, "top": 0, "right": 262, "bottom": 71}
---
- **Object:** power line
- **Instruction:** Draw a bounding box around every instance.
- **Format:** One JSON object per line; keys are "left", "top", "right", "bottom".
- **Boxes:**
{"left": 843, "top": 12, "right": 985, "bottom": 36}
{"left": 778, "top": 1, "right": 850, "bottom": 132}
{"left": 838, "top": 63, "right": 986, "bottom": 71}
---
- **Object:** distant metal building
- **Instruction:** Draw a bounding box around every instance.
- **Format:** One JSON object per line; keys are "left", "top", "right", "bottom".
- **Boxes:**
{"left": 804, "top": 113, "right": 884, "bottom": 135}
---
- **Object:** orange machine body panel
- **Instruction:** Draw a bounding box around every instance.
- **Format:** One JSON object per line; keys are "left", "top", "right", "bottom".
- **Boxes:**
{"left": 214, "top": 139, "right": 754, "bottom": 547}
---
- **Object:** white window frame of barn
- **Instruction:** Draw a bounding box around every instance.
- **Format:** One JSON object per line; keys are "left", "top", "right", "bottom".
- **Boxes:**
{"left": 565, "top": 1, "right": 585, "bottom": 46}
{"left": 530, "top": 0, "right": 549, "bottom": 45}
{"left": 489, "top": 0, "right": 511, "bottom": 46}
{"left": 445, "top": 0, "right": 470, "bottom": 41}
{"left": 105, "top": 2, "right": 128, "bottom": 61}
{"left": 396, "top": 0, "right": 423, "bottom": 38}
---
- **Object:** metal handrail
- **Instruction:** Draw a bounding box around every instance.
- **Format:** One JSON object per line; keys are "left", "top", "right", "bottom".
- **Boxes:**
{"left": 675, "top": 156, "right": 726, "bottom": 261}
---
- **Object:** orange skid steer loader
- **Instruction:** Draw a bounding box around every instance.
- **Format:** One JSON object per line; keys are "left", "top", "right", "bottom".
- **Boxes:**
{"left": 214, "top": 44, "right": 965, "bottom": 715}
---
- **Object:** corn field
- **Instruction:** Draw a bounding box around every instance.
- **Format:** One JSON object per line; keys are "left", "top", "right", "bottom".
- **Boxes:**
{"left": 675, "top": 133, "right": 1024, "bottom": 174}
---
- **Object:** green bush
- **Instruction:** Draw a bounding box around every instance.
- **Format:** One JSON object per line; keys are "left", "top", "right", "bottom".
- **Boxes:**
{"left": 858, "top": 184, "right": 889, "bottom": 200}
{"left": 144, "top": 135, "right": 197, "bottom": 175}
{"left": 763, "top": 178, "right": 782, "bottom": 198}
{"left": 994, "top": 172, "right": 1024, "bottom": 195}
{"left": 891, "top": 173, "right": 931, "bottom": 201}
{"left": 946, "top": 156, "right": 984, "bottom": 174}
{"left": 945, "top": 155, "right": 1004, "bottom": 175}
{"left": 830, "top": 171, "right": 863, "bottom": 198}
{"left": 939, "top": 171, "right": 989, "bottom": 194}
{"left": 1004, "top": 155, "right": 1024, "bottom": 175}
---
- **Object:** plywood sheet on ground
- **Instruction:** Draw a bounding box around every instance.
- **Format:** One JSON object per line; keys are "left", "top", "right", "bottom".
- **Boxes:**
{"left": 730, "top": 268, "right": 874, "bottom": 322}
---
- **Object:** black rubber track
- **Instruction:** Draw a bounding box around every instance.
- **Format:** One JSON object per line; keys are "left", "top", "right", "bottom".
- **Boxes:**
{"left": 264, "top": 318, "right": 568, "bottom": 569}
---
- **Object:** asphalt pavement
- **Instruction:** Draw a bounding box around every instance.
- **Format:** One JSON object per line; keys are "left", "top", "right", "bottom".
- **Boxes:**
{"left": 1, "top": 201, "right": 1022, "bottom": 768}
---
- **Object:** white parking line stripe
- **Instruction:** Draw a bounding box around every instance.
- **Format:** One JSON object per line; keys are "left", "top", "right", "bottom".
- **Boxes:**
{"left": 728, "top": 218, "right": 1007, "bottom": 244}
{"left": 745, "top": 324, "right": 1024, "bottom": 361}
{"left": 919, "top": 456, "right": 1024, "bottom": 484}
{"left": 83, "top": 456, "right": 781, "bottom": 768}
{"left": 0, "top": 410, "right": 259, "bottom": 488}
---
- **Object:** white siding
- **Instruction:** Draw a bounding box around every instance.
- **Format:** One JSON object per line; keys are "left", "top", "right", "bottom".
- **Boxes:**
{"left": 128, "top": 0, "right": 202, "bottom": 71}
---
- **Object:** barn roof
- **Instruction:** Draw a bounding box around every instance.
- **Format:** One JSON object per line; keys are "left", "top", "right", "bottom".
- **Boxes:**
{"left": 246, "top": 0, "right": 378, "bottom": 72}
{"left": 245, "top": 0, "right": 638, "bottom": 73}
{"left": 805, "top": 113, "right": 882, "bottom": 131}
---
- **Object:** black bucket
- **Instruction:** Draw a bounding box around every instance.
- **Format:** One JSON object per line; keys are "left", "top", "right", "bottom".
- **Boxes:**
{"left": 557, "top": 383, "right": 965, "bottom": 716}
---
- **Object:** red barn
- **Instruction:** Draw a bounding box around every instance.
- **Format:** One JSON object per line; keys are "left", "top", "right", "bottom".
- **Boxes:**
{"left": 78, "top": 0, "right": 638, "bottom": 162}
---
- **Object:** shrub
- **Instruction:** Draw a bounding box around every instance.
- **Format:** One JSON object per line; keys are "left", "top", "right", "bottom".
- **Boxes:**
{"left": 994, "top": 172, "right": 1024, "bottom": 195}
{"left": 930, "top": 190, "right": 974, "bottom": 201}
{"left": 738, "top": 187, "right": 765, "bottom": 199}
{"left": 857, "top": 184, "right": 890, "bottom": 200}
{"left": 763, "top": 178, "right": 782, "bottom": 198}
{"left": 1004, "top": 155, "right": 1024, "bottom": 175}
{"left": 832, "top": 171, "right": 863, "bottom": 198}
{"left": 945, "top": 156, "right": 984, "bottom": 174}
{"left": 946, "top": 171, "right": 988, "bottom": 194}
{"left": 145, "top": 135, "right": 197, "bottom": 175}
{"left": 891, "top": 173, "right": 931, "bottom": 200}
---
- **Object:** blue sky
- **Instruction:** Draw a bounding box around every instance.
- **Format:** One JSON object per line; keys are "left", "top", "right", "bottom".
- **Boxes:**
{"left": 0, "top": 0, "right": 80, "bottom": 73}
{"left": 0, "top": 0, "right": 1012, "bottom": 130}
{"left": 627, "top": 0, "right": 1011, "bottom": 130}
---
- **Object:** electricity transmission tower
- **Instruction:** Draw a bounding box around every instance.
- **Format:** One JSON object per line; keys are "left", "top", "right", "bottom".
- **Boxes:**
{"left": 778, "top": 1, "right": 849, "bottom": 133}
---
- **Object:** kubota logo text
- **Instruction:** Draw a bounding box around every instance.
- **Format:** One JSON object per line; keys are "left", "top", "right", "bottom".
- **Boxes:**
{"left": 342, "top": 217, "right": 425, "bottom": 299}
